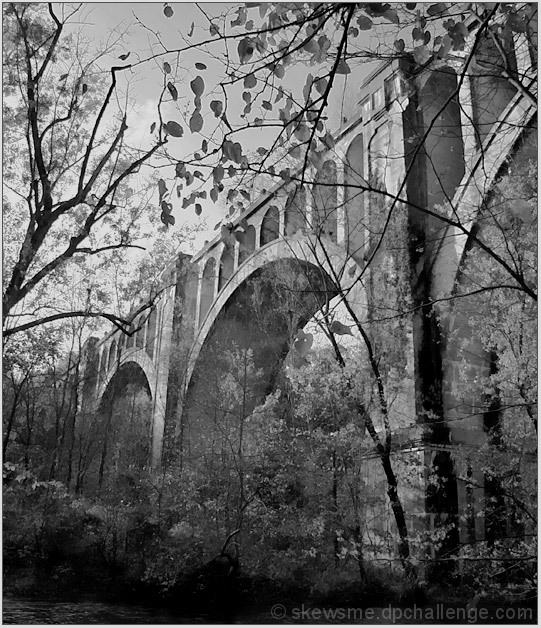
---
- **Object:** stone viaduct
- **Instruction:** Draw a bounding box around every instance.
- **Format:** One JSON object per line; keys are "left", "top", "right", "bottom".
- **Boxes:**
{"left": 81, "top": 24, "right": 536, "bottom": 546}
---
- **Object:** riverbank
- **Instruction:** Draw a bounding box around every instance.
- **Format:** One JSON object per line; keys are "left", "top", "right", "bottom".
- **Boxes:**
{"left": 4, "top": 564, "right": 537, "bottom": 625}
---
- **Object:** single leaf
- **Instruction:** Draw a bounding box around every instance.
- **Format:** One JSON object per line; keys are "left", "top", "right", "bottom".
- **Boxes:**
{"left": 187, "top": 21, "right": 194, "bottom": 36}
{"left": 244, "top": 73, "right": 257, "bottom": 89}
{"left": 163, "top": 4, "right": 174, "bottom": 18}
{"left": 383, "top": 8, "right": 399, "bottom": 24}
{"left": 209, "top": 23, "right": 220, "bottom": 36}
{"left": 164, "top": 120, "right": 184, "bottom": 137}
{"left": 303, "top": 73, "right": 314, "bottom": 103}
{"left": 59, "top": 73, "right": 68, "bottom": 81}
{"left": 336, "top": 60, "right": 351, "bottom": 75}
{"left": 413, "top": 44, "right": 431, "bottom": 64}
{"left": 158, "top": 179, "right": 167, "bottom": 200}
{"left": 150, "top": 122, "right": 156, "bottom": 134}
{"left": 238, "top": 38, "right": 254, "bottom": 63}
{"left": 274, "top": 64, "right": 285, "bottom": 79}
{"left": 210, "top": 100, "right": 223, "bottom": 117}
{"left": 426, "top": 3, "right": 447, "bottom": 17}
{"left": 119, "top": 52, "right": 131, "bottom": 60}
{"left": 262, "top": 100, "right": 272, "bottom": 111}
{"left": 213, "top": 164, "right": 225, "bottom": 183}
{"left": 210, "top": 187, "right": 218, "bottom": 203}
{"left": 294, "top": 124, "right": 311, "bottom": 143}
{"left": 314, "top": 78, "right": 328, "bottom": 95}
{"left": 161, "top": 212, "right": 175, "bottom": 226}
{"left": 175, "top": 161, "right": 186, "bottom": 177}
{"left": 82, "top": 83, "right": 88, "bottom": 94}
{"left": 394, "top": 38, "right": 405, "bottom": 52}
{"left": 163, "top": 61, "right": 172, "bottom": 74}
{"left": 330, "top": 320, "right": 353, "bottom": 336}
{"left": 189, "top": 110, "right": 204, "bottom": 133}
{"left": 195, "top": 203, "right": 202, "bottom": 216}
{"left": 167, "top": 82, "right": 178, "bottom": 101}
{"left": 190, "top": 75, "right": 205, "bottom": 97}
{"left": 195, "top": 62, "right": 207, "bottom": 70}
{"left": 357, "top": 15, "right": 373, "bottom": 30}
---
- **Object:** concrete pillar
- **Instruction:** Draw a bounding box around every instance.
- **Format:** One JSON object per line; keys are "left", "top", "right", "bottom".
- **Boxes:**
{"left": 458, "top": 74, "right": 478, "bottom": 168}
{"left": 336, "top": 160, "right": 346, "bottom": 244}
{"left": 150, "top": 284, "right": 175, "bottom": 467}
{"left": 305, "top": 168, "right": 314, "bottom": 230}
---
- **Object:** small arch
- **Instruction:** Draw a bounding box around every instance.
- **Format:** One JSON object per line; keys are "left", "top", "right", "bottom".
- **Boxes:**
{"left": 99, "top": 347, "right": 107, "bottom": 379}
{"left": 135, "top": 317, "right": 145, "bottom": 349}
{"left": 218, "top": 244, "right": 235, "bottom": 292}
{"left": 238, "top": 225, "right": 256, "bottom": 265}
{"left": 108, "top": 340, "right": 117, "bottom": 371}
{"left": 260, "top": 205, "right": 280, "bottom": 246}
{"left": 285, "top": 187, "right": 307, "bottom": 236}
{"left": 313, "top": 160, "right": 337, "bottom": 242}
{"left": 345, "top": 134, "right": 366, "bottom": 261}
{"left": 146, "top": 307, "right": 157, "bottom": 359}
{"left": 199, "top": 257, "right": 217, "bottom": 325}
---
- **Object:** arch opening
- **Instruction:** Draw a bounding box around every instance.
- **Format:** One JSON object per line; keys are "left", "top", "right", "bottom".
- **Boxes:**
{"left": 180, "top": 258, "right": 339, "bottom": 465}
{"left": 88, "top": 361, "right": 153, "bottom": 494}
{"left": 313, "top": 160, "right": 338, "bottom": 242}
{"left": 345, "top": 134, "right": 366, "bottom": 262}
{"left": 285, "top": 187, "right": 307, "bottom": 236}
{"left": 238, "top": 225, "right": 256, "bottom": 265}
{"left": 260, "top": 205, "right": 280, "bottom": 246}
{"left": 218, "top": 244, "right": 235, "bottom": 292}
{"left": 200, "top": 257, "right": 217, "bottom": 325}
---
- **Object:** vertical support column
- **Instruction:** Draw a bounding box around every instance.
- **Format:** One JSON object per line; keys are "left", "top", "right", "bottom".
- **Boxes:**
{"left": 150, "top": 285, "right": 175, "bottom": 467}
{"left": 305, "top": 168, "right": 314, "bottom": 230}
{"left": 194, "top": 263, "right": 203, "bottom": 330}
{"left": 336, "top": 159, "right": 346, "bottom": 244}
{"left": 142, "top": 315, "right": 148, "bottom": 353}
{"left": 458, "top": 74, "right": 478, "bottom": 169}
{"left": 279, "top": 202, "right": 286, "bottom": 238}
{"left": 233, "top": 239, "right": 240, "bottom": 270}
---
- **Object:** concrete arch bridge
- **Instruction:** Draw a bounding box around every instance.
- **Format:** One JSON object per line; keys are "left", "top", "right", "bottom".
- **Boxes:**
{"left": 82, "top": 38, "right": 536, "bottom": 494}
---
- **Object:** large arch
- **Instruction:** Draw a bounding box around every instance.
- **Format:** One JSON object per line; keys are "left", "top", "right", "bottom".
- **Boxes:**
{"left": 188, "top": 235, "right": 365, "bottom": 390}
{"left": 181, "top": 249, "right": 348, "bottom": 465}
{"left": 430, "top": 91, "right": 536, "bottom": 302}
{"left": 96, "top": 346, "right": 157, "bottom": 408}
{"left": 92, "top": 360, "right": 154, "bottom": 488}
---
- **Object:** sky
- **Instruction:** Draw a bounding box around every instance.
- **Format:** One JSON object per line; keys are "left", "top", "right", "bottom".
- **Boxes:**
{"left": 60, "top": 2, "right": 379, "bottom": 254}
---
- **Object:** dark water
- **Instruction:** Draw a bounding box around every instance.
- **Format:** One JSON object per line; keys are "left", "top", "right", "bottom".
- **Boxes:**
{"left": 1, "top": 596, "right": 373, "bottom": 625}
{"left": 2, "top": 597, "right": 218, "bottom": 624}
{"left": 4, "top": 596, "right": 536, "bottom": 625}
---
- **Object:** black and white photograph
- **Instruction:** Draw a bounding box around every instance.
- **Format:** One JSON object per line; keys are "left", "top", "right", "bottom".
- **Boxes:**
{"left": 2, "top": 2, "right": 537, "bottom": 624}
